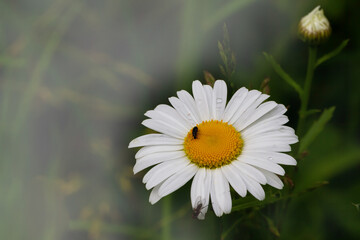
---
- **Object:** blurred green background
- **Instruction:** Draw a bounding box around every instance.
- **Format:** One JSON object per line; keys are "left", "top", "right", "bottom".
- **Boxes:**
{"left": 0, "top": 0, "right": 359, "bottom": 239}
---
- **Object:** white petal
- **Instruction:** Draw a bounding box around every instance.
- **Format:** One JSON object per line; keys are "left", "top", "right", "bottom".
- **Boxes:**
{"left": 133, "top": 151, "right": 185, "bottom": 174}
{"left": 250, "top": 104, "right": 287, "bottom": 124}
{"left": 246, "top": 136, "right": 298, "bottom": 145}
{"left": 143, "top": 157, "right": 189, "bottom": 190}
{"left": 204, "top": 85, "right": 214, "bottom": 119}
{"left": 135, "top": 145, "right": 184, "bottom": 159}
{"left": 190, "top": 168, "right": 211, "bottom": 220}
{"left": 223, "top": 87, "right": 248, "bottom": 122}
{"left": 238, "top": 101, "right": 278, "bottom": 131}
{"left": 169, "top": 96, "right": 199, "bottom": 126}
{"left": 191, "top": 168, "right": 206, "bottom": 206}
{"left": 231, "top": 161, "right": 267, "bottom": 184}
{"left": 221, "top": 165, "right": 247, "bottom": 197}
{"left": 149, "top": 184, "right": 162, "bottom": 204}
{"left": 210, "top": 175, "right": 223, "bottom": 217}
{"left": 192, "top": 80, "right": 210, "bottom": 121}
{"left": 211, "top": 169, "right": 232, "bottom": 214}
{"left": 212, "top": 80, "right": 227, "bottom": 120}
{"left": 246, "top": 125, "right": 296, "bottom": 137}
{"left": 129, "top": 134, "right": 183, "bottom": 148}
{"left": 244, "top": 128, "right": 298, "bottom": 145}
{"left": 176, "top": 90, "right": 201, "bottom": 123}
{"left": 158, "top": 164, "right": 197, "bottom": 197}
{"left": 200, "top": 169, "right": 212, "bottom": 219}
{"left": 146, "top": 104, "right": 191, "bottom": 130}
{"left": 142, "top": 119, "right": 185, "bottom": 139}
{"left": 228, "top": 90, "right": 262, "bottom": 125}
{"left": 244, "top": 139, "right": 293, "bottom": 151}
{"left": 238, "top": 154, "right": 285, "bottom": 175}
{"left": 243, "top": 140, "right": 292, "bottom": 152}
{"left": 241, "top": 151, "right": 297, "bottom": 166}
{"left": 241, "top": 175, "right": 265, "bottom": 200}
{"left": 259, "top": 169, "right": 284, "bottom": 189}
{"left": 241, "top": 115, "right": 289, "bottom": 138}
{"left": 233, "top": 94, "right": 269, "bottom": 129}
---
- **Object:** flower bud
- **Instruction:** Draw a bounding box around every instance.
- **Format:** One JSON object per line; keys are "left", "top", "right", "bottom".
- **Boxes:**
{"left": 298, "top": 6, "right": 331, "bottom": 45}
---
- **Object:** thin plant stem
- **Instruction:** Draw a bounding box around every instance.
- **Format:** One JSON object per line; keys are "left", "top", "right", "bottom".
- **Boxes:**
{"left": 162, "top": 196, "right": 171, "bottom": 240}
{"left": 296, "top": 46, "right": 317, "bottom": 142}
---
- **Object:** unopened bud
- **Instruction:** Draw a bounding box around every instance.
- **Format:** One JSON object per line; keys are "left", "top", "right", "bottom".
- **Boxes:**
{"left": 298, "top": 6, "right": 331, "bottom": 45}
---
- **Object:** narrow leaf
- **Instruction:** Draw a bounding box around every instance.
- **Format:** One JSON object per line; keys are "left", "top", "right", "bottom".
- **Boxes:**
{"left": 263, "top": 52, "right": 303, "bottom": 96}
{"left": 299, "top": 107, "right": 335, "bottom": 153}
{"left": 263, "top": 215, "right": 280, "bottom": 237}
{"left": 305, "top": 109, "right": 321, "bottom": 117}
{"left": 221, "top": 216, "right": 246, "bottom": 239}
{"left": 315, "top": 39, "right": 349, "bottom": 68}
{"left": 231, "top": 182, "right": 328, "bottom": 212}
{"left": 298, "top": 146, "right": 360, "bottom": 189}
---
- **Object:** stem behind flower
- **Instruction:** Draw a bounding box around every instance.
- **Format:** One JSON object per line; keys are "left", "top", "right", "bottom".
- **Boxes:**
{"left": 297, "top": 46, "right": 317, "bottom": 141}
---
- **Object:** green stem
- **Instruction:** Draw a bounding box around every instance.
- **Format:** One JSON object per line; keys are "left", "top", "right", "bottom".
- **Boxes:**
{"left": 162, "top": 196, "right": 171, "bottom": 240}
{"left": 296, "top": 46, "right": 317, "bottom": 143}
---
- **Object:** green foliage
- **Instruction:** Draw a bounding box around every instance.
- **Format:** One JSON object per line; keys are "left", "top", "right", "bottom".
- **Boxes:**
{"left": 263, "top": 214, "right": 280, "bottom": 237}
{"left": 299, "top": 107, "right": 336, "bottom": 153}
{"left": 218, "top": 23, "right": 236, "bottom": 89}
{"left": 202, "top": 0, "right": 255, "bottom": 32}
{"left": 231, "top": 181, "right": 329, "bottom": 212}
{"left": 263, "top": 52, "right": 303, "bottom": 97}
{"left": 315, "top": 39, "right": 349, "bottom": 67}
{"left": 298, "top": 144, "right": 360, "bottom": 189}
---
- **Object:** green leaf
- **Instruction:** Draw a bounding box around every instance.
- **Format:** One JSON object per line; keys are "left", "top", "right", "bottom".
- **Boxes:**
{"left": 231, "top": 182, "right": 328, "bottom": 212}
{"left": 352, "top": 203, "right": 360, "bottom": 212}
{"left": 298, "top": 147, "right": 360, "bottom": 189}
{"left": 202, "top": 0, "right": 254, "bottom": 32}
{"left": 299, "top": 107, "right": 335, "bottom": 153}
{"left": 305, "top": 109, "right": 321, "bottom": 117}
{"left": 221, "top": 216, "right": 246, "bottom": 239}
{"left": 315, "top": 39, "right": 349, "bottom": 68}
{"left": 263, "top": 52, "right": 303, "bottom": 97}
{"left": 263, "top": 215, "right": 280, "bottom": 237}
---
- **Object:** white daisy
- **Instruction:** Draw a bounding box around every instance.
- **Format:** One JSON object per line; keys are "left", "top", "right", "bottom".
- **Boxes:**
{"left": 129, "top": 80, "right": 298, "bottom": 220}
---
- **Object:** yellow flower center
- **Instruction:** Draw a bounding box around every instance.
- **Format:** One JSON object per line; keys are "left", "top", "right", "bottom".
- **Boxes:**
{"left": 184, "top": 120, "right": 244, "bottom": 169}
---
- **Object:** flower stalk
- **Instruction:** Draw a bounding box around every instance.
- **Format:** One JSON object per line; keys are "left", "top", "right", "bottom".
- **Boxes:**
{"left": 162, "top": 196, "right": 171, "bottom": 240}
{"left": 297, "top": 46, "right": 317, "bottom": 140}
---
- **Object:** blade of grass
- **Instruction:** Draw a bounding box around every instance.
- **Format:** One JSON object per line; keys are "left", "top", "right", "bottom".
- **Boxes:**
{"left": 263, "top": 52, "right": 303, "bottom": 97}
{"left": 232, "top": 181, "right": 328, "bottom": 212}
{"left": 203, "top": 0, "right": 255, "bottom": 32}
{"left": 175, "top": 0, "right": 202, "bottom": 89}
{"left": 162, "top": 196, "right": 171, "bottom": 240}
{"left": 68, "top": 220, "right": 155, "bottom": 238}
{"left": 315, "top": 39, "right": 349, "bottom": 68}
{"left": 299, "top": 107, "right": 335, "bottom": 153}
{"left": 221, "top": 215, "right": 247, "bottom": 239}
{"left": 298, "top": 146, "right": 360, "bottom": 189}
{"left": 13, "top": 2, "right": 83, "bottom": 136}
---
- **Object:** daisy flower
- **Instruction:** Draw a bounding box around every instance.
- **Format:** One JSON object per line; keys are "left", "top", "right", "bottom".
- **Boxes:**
{"left": 129, "top": 80, "right": 298, "bottom": 219}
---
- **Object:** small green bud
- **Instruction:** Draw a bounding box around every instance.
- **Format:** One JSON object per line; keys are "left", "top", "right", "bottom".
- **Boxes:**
{"left": 298, "top": 6, "right": 331, "bottom": 45}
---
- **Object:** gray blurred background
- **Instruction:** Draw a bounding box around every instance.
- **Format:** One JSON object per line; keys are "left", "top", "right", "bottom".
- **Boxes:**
{"left": 0, "top": 0, "right": 359, "bottom": 239}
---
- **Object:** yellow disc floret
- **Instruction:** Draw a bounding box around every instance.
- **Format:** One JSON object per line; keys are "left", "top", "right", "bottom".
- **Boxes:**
{"left": 184, "top": 120, "right": 244, "bottom": 169}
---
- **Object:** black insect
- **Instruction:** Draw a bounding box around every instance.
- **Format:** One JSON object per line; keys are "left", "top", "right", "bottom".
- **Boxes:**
{"left": 192, "top": 126, "right": 198, "bottom": 139}
{"left": 192, "top": 203, "right": 203, "bottom": 219}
